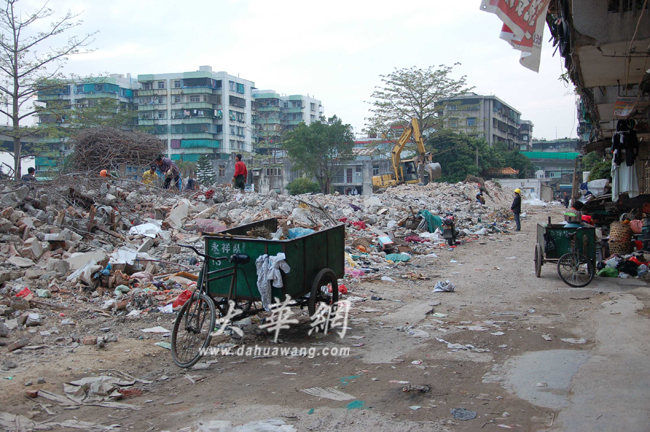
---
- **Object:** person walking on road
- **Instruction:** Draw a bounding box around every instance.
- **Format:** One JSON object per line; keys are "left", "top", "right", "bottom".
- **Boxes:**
{"left": 511, "top": 188, "right": 522, "bottom": 232}
{"left": 233, "top": 154, "right": 247, "bottom": 191}
{"left": 563, "top": 192, "right": 570, "bottom": 208}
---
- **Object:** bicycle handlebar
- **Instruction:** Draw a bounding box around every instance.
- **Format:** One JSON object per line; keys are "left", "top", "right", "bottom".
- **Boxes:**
{"left": 178, "top": 244, "right": 229, "bottom": 262}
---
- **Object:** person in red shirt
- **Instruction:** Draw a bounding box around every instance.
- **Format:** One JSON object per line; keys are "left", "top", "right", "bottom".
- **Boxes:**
{"left": 233, "top": 154, "right": 247, "bottom": 191}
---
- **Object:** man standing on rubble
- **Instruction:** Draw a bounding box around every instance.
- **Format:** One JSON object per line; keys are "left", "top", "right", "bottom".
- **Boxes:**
{"left": 233, "top": 154, "right": 247, "bottom": 192}
{"left": 154, "top": 156, "right": 182, "bottom": 191}
{"left": 563, "top": 192, "right": 569, "bottom": 208}
{"left": 511, "top": 188, "right": 522, "bottom": 232}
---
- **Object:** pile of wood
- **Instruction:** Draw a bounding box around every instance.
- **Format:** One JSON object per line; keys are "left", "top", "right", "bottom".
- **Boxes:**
{"left": 71, "top": 127, "right": 165, "bottom": 172}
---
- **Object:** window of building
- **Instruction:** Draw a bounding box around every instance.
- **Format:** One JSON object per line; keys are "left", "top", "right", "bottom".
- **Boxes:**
{"left": 143, "top": 82, "right": 152, "bottom": 90}
{"left": 155, "top": 97, "right": 165, "bottom": 104}
{"left": 174, "top": 80, "right": 181, "bottom": 88}
{"left": 216, "top": 80, "right": 222, "bottom": 90}
{"left": 467, "top": 117, "right": 477, "bottom": 127}
{"left": 229, "top": 81, "right": 236, "bottom": 91}
{"left": 310, "top": 103, "right": 316, "bottom": 112}
{"left": 219, "top": 165, "right": 225, "bottom": 176}
{"left": 173, "top": 95, "right": 181, "bottom": 103}
{"left": 450, "top": 118, "right": 458, "bottom": 128}
{"left": 355, "top": 166, "right": 362, "bottom": 172}
{"left": 230, "top": 125, "right": 236, "bottom": 135}
{"left": 157, "top": 81, "right": 165, "bottom": 89}
{"left": 236, "top": 83, "right": 245, "bottom": 94}
{"left": 372, "top": 165, "right": 379, "bottom": 176}
{"left": 156, "top": 111, "right": 166, "bottom": 119}
{"left": 190, "top": 95, "right": 201, "bottom": 103}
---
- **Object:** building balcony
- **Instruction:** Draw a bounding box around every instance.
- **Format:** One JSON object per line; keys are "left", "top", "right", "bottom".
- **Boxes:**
{"left": 285, "top": 107, "right": 303, "bottom": 113}
{"left": 171, "top": 102, "right": 215, "bottom": 110}
{"left": 170, "top": 133, "right": 218, "bottom": 140}
{"left": 170, "top": 117, "right": 220, "bottom": 124}
{"left": 177, "top": 87, "right": 220, "bottom": 95}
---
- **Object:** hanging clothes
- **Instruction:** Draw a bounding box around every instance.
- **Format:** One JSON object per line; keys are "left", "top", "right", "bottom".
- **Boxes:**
{"left": 611, "top": 159, "right": 639, "bottom": 202}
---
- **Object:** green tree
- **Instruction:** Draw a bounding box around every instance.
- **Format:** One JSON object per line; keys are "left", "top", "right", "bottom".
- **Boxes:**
{"left": 196, "top": 156, "right": 214, "bottom": 186}
{"left": 427, "top": 130, "right": 503, "bottom": 183}
{"left": 582, "top": 151, "right": 611, "bottom": 181}
{"left": 365, "top": 64, "right": 473, "bottom": 138}
{"left": 501, "top": 147, "right": 535, "bottom": 178}
{"left": 43, "top": 92, "right": 139, "bottom": 138}
{"left": 286, "top": 177, "right": 321, "bottom": 195}
{"left": 282, "top": 115, "right": 355, "bottom": 194}
{"left": 0, "top": 0, "right": 95, "bottom": 179}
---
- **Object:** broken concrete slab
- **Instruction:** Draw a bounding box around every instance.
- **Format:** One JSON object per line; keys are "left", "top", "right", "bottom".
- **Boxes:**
{"left": 8, "top": 256, "right": 35, "bottom": 268}
{"left": 65, "top": 250, "right": 107, "bottom": 271}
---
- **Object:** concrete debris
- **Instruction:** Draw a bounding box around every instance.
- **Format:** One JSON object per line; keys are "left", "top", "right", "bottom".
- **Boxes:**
{"left": 0, "top": 176, "right": 520, "bottom": 399}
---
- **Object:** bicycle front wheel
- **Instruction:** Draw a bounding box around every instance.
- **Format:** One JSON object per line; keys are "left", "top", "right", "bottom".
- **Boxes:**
{"left": 557, "top": 252, "right": 594, "bottom": 288}
{"left": 171, "top": 293, "right": 216, "bottom": 368}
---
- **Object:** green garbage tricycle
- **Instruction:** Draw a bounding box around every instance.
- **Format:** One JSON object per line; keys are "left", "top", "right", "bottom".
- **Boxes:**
{"left": 170, "top": 218, "right": 345, "bottom": 368}
{"left": 535, "top": 219, "right": 597, "bottom": 288}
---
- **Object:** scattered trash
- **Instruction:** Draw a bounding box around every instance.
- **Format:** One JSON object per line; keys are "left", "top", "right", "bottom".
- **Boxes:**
{"left": 410, "top": 405, "right": 422, "bottom": 410}
{"left": 561, "top": 338, "right": 587, "bottom": 344}
{"left": 301, "top": 387, "right": 356, "bottom": 401}
{"left": 141, "top": 326, "right": 171, "bottom": 334}
{"left": 155, "top": 342, "right": 172, "bottom": 350}
{"left": 402, "top": 385, "right": 430, "bottom": 393}
{"left": 542, "top": 334, "right": 552, "bottom": 341}
{"left": 491, "top": 332, "right": 505, "bottom": 336}
{"left": 381, "top": 276, "right": 396, "bottom": 282}
{"left": 451, "top": 408, "right": 478, "bottom": 421}
{"left": 346, "top": 400, "right": 365, "bottom": 410}
{"left": 434, "top": 280, "right": 455, "bottom": 292}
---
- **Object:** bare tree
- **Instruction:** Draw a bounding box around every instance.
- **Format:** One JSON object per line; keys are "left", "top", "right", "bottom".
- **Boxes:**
{"left": 0, "top": 0, "right": 95, "bottom": 179}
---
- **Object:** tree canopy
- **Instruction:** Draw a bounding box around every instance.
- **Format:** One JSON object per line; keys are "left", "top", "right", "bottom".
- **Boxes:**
{"left": 0, "top": 0, "right": 95, "bottom": 178}
{"left": 282, "top": 116, "right": 355, "bottom": 194}
{"left": 426, "top": 130, "right": 533, "bottom": 183}
{"left": 365, "top": 64, "right": 472, "bottom": 137}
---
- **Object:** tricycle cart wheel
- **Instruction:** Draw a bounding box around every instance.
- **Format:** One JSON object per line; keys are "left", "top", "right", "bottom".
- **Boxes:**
{"left": 308, "top": 268, "right": 340, "bottom": 317}
{"left": 171, "top": 293, "right": 216, "bottom": 368}
{"left": 557, "top": 252, "right": 594, "bottom": 288}
{"left": 534, "top": 243, "right": 543, "bottom": 278}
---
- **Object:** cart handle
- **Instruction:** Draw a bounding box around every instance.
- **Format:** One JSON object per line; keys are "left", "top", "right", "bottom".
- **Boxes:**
{"left": 178, "top": 244, "right": 229, "bottom": 262}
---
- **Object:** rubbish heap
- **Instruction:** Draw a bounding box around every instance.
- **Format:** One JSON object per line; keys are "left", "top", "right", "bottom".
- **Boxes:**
{"left": 0, "top": 175, "right": 517, "bottom": 352}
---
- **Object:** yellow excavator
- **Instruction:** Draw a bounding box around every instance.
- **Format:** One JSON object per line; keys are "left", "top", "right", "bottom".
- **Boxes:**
{"left": 371, "top": 118, "right": 441, "bottom": 191}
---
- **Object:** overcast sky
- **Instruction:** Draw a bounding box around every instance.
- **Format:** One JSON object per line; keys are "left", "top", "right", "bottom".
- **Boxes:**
{"left": 20, "top": 0, "right": 577, "bottom": 142}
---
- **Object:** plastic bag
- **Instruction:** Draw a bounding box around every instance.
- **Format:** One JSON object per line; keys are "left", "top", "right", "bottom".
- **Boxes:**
{"left": 287, "top": 228, "right": 315, "bottom": 239}
{"left": 434, "top": 280, "right": 455, "bottom": 292}
{"left": 173, "top": 289, "right": 193, "bottom": 308}
{"left": 597, "top": 267, "right": 619, "bottom": 277}
{"left": 385, "top": 253, "right": 411, "bottom": 262}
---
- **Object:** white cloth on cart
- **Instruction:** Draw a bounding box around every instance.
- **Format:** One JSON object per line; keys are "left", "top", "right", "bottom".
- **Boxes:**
{"left": 255, "top": 253, "right": 291, "bottom": 311}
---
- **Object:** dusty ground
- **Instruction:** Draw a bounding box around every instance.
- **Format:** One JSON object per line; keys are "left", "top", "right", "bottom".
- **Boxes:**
{"left": 2, "top": 203, "right": 649, "bottom": 431}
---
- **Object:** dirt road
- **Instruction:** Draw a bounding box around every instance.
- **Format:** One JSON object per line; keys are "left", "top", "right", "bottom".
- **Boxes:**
{"left": 3, "top": 204, "right": 649, "bottom": 431}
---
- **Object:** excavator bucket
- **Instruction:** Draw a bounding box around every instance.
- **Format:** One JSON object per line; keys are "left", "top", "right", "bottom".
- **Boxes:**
{"left": 425, "top": 163, "right": 441, "bottom": 180}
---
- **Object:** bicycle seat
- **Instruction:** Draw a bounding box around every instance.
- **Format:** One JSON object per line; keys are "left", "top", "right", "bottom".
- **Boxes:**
{"left": 230, "top": 254, "right": 250, "bottom": 265}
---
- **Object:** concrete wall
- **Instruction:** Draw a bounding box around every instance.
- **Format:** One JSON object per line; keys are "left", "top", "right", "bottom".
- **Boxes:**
{"left": 499, "top": 178, "right": 544, "bottom": 198}
{"left": 573, "top": 0, "right": 650, "bottom": 46}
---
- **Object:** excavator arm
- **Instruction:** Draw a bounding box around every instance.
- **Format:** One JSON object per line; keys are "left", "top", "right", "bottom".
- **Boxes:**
{"left": 390, "top": 121, "right": 414, "bottom": 184}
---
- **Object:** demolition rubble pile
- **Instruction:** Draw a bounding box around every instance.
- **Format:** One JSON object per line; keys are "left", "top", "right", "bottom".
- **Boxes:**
{"left": 0, "top": 176, "right": 517, "bottom": 350}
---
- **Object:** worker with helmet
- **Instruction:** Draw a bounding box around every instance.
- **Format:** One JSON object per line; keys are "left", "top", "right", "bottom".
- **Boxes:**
{"left": 511, "top": 188, "right": 522, "bottom": 232}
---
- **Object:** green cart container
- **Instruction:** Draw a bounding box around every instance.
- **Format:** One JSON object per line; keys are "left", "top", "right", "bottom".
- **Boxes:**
{"left": 204, "top": 218, "right": 345, "bottom": 301}
{"left": 535, "top": 220, "right": 597, "bottom": 287}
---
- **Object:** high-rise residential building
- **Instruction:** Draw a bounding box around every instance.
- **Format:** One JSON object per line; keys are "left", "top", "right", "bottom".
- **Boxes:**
{"left": 252, "top": 89, "right": 323, "bottom": 152}
{"left": 136, "top": 66, "right": 255, "bottom": 162}
{"left": 35, "top": 74, "right": 140, "bottom": 176}
{"left": 436, "top": 93, "right": 533, "bottom": 150}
